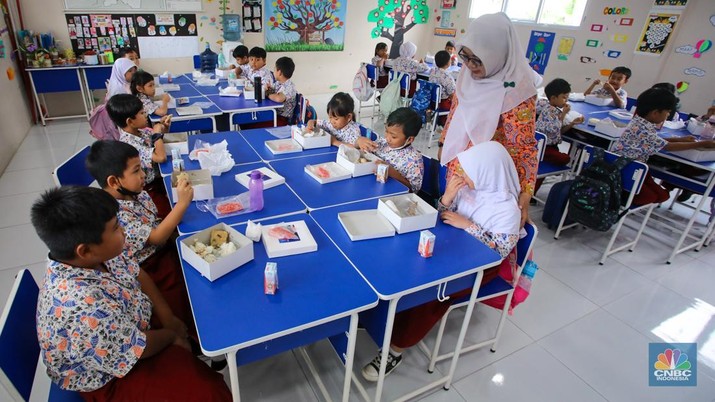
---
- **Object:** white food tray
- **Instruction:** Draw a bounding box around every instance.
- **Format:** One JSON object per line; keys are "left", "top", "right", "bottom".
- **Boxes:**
{"left": 338, "top": 210, "right": 396, "bottom": 241}
{"left": 304, "top": 162, "right": 352, "bottom": 184}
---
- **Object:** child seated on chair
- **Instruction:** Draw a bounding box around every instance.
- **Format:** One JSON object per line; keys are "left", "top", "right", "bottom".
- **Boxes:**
{"left": 361, "top": 141, "right": 521, "bottom": 382}
{"left": 584, "top": 66, "right": 630, "bottom": 109}
{"left": 106, "top": 58, "right": 138, "bottom": 99}
{"left": 231, "top": 44, "right": 250, "bottom": 77}
{"left": 131, "top": 70, "right": 170, "bottom": 117}
{"left": 86, "top": 140, "right": 196, "bottom": 339}
{"left": 612, "top": 88, "right": 715, "bottom": 206}
{"left": 246, "top": 46, "right": 274, "bottom": 87}
{"left": 429, "top": 50, "right": 456, "bottom": 126}
{"left": 373, "top": 107, "right": 424, "bottom": 192}
{"left": 117, "top": 46, "right": 139, "bottom": 66}
{"left": 445, "top": 40, "right": 458, "bottom": 66}
{"left": 534, "top": 78, "right": 584, "bottom": 195}
{"left": 371, "top": 42, "right": 389, "bottom": 89}
{"left": 267, "top": 56, "right": 297, "bottom": 127}
{"left": 31, "top": 186, "right": 232, "bottom": 401}
{"left": 106, "top": 94, "right": 172, "bottom": 219}
{"left": 393, "top": 41, "right": 429, "bottom": 97}
{"left": 306, "top": 92, "right": 375, "bottom": 151}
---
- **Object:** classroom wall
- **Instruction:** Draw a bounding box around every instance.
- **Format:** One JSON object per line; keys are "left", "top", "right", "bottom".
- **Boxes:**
{"left": 0, "top": 7, "right": 32, "bottom": 175}
{"left": 428, "top": 0, "right": 714, "bottom": 115}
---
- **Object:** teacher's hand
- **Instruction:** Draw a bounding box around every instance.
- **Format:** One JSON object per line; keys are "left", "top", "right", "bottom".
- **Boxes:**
{"left": 518, "top": 192, "right": 531, "bottom": 228}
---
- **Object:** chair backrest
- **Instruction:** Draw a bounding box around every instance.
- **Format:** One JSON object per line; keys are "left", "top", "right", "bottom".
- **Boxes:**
{"left": 52, "top": 146, "right": 95, "bottom": 187}
{"left": 625, "top": 97, "right": 637, "bottom": 111}
{"left": 534, "top": 131, "right": 547, "bottom": 161}
{"left": 581, "top": 145, "right": 648, "bottom": 195}
{"left": 437, "top": 162, "right": 448, "bottom": 195}
{"left": 358, "top": 124, "right": 378, "bottom": 141}
{"left": 365, "top": 63, "right": 378, "bottom": 82}
{"left": 290, "top": 93, "right": 306, "bottom": 125}
{"left": 0, "top": 269, "right": 40, "bottom": 401}
{"left": 389, "top": 70, "right": 411, "bottom": 91}
{"left": 516, "top": 222, "right": 538, "bottom": 268}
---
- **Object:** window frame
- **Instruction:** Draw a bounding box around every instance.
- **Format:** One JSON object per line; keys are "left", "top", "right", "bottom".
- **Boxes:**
{"left": 469, "top": 0, "right": 588, "bottom": 28}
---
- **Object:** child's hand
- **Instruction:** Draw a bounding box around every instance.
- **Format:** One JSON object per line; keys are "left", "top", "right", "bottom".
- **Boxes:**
{"left": 163, "top": 315, "right": 188, "bottom": 339}
{"left": 355, "top": 136, "right": 377, "bottom": 152}
{"left": 176, "top": 179, "right": 194, "bottom": 207}
{"left": 592, "top": 79, "right": 601, "bottom": 86}
{"left": 306, "top": 119, "right": 316, "bottom": 131}
{"left": 562, "top": 103, "right": 571, "bottom": 114}
{"left": 603, "top": 82, "right": 614, "bottom": 92}
{"left": 572, "top": 116, "right": 585, "bottom": 125}
{"left": 162, "top": 93, "right": 170, "bottom": 103}
{"left": 442, "top": 175, "right": 466, "bottom": 206}
{"left": 441, "top": 211, "right": 471, "bottom": 229}
{"left": 173, "top": 334, "right": 191, "bottom": 351}
{"left": 680, "top": 135, "right": 696, "bottom": 142}
{"left": 699, "top": 140, "right": 715, "bottom": 149}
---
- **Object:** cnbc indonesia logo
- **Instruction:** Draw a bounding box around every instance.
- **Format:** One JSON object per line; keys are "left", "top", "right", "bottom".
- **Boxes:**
{"left": 650, "top": 344, "right": 697, "bottom": 386}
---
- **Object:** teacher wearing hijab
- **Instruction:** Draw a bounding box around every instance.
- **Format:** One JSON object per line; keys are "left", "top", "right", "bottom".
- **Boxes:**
{"left": 439, "top": 12, "right": 538, "bottom": 227}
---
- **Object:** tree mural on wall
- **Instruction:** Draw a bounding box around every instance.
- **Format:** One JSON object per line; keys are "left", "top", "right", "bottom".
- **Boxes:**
{"left": 268, "top": 0, "right": 344, "bottom": 45}
{"left": 368, "top": 0, "right": 429, "bottom": 59}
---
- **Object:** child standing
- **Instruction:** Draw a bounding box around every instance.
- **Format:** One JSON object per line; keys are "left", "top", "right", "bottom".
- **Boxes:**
{"left": 306, "top": 92, "right": 375, "bottom": 151}
{"left": 373, "top": 107, "right": 424, "bottom": 192}
{"left": 612, "top": 88, "right": 715, "bottom": 206}
{"left": 231, "top": 44, "right": 250, "bottom": 77}
{"left": 584, "top": 66, "right": 631, "bottom": 109}
{"left": 106, "top": 94, "right": 172, "bottom": 218}
{"left": 31, "top": 186, "right": 231, "bottom": 401}
{"left": 131, "top": 70, "right": 170, "bottom": 116}
{"left": 267, "top": 56, "right": 297, "bottom": 126}
{"left": 371, "top": 42, "right": 389, "bottom": 89}
{"left": 429, "top": 50, "right": 457, "bottom": 125}
{"left": 106, "top": 58, "right": 137, "bottom": 98}
{"left": 393, "top": 41, "right": 429, "bottom": 96}
{"left": 361, "top": 141, "right": 521, "bottom": 381}
{"left": 246, "top": 46, "right": 274, "bottom": 87}
{"left": 534, "top": 78, "right": 584, "bottom": 194}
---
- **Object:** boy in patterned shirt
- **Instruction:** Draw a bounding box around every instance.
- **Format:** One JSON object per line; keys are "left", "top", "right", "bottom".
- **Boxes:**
{"left": 373, "top": 107, "right": 424, "bottom": 192}
{"left": 31, "top": 186, "right": 231, "bottom": 401}
{"left": 231, "top": 44, "right": 250, "bottom": 77}
{"left": 107, "top": 94, "right": 172, "bottom": 218}
{"left": 267, "top": 56, "right": 297, "bottom": 126}
{"left": 86, "top": 140, "right": 196, "bottom": 337}
{"left": 246, "top": 46, "right": 274, "bottom": 87}
{"left": 429, "top": 50, "right": 457, "bottom": 126}
{"left": 534, "top": 78, "right": 584, "bottom": 195}
{"left": 584, "top": 66, "right": 631, "bottom": 109}
{"left": 612, "top": 88, "right": 715, "bottom": 206}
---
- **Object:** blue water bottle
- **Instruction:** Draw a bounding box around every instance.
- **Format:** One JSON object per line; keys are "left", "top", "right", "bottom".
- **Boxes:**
{"left": 249, "top": 170, "right": 264, "bottom": 211}
{"left": 200, "top": 42, "right": 218, "bottom": 73}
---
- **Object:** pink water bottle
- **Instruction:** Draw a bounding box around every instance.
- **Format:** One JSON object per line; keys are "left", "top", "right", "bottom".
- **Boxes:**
{"left": 249, "top": 170, "right": 264, "bottom": 211}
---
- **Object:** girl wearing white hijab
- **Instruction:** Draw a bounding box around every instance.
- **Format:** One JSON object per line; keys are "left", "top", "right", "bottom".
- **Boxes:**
{"left": 361, "top": 141, "right": 522, "bottom": 382}
{"left": 392, "top": 41, "right": 429, "bottom": 96}
{"left": 106, "top": 58, "right": 137, "bottom": 99}
{"left": 439, "top": 12, "right": 538, "bottom": 227}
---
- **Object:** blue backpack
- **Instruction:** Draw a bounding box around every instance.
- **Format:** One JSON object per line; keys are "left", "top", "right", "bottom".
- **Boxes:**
{"left": 410, "top": 83, "right": 432, "bottom": 124}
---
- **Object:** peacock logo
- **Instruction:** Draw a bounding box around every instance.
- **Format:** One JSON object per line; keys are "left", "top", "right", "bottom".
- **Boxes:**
{"left": 654, "top": 348, "right": 691, "bottom": 371}
{"left": 650, "top": 343, "right": 697, "bottom": 386}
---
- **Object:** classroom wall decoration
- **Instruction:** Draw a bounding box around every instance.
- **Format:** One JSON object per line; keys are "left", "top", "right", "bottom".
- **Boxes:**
{"left": 604, "top": 50, "right": 621, "bottom": 58}
{"left": 368, "top": 0, "right": 430, "bottom": 59}
{"left": 654, "top": 0, "right": 687, "bottom": 7}
{"left": 434, "top": 28, "right": 456, "bottom": 37}
{"left": 635, "top": 11, "right": 680, "bottom": 55}
{"left": 441, "top": 0, "right": 455, "bottom": 8}
{"left": 586, "top": 39, "right": 601, "bottom": 47}
{"left": 611, "top": 34, "right": 628, "bottom": 43}
{"left": 603, "top": 7, "right": 629, "bottom": 15}
{"left": 676, "top": 81, "right": 689, "bottom": 93}
{"left": 133, "top": 14, "right": 197, "bottom": 37}
{"left": 440, "top": 10, "right": 451, "bottom": 28}
{"left": 619, "top": 18, "right": 633, "bottom": 26}
{"left": 683, "top": 67, "right": 705, "bottom": 77}
{"left": 66, "top": 14, "right": 139, "bottom": 57}
{"left": 693, "top": 39, "right": 712, "bottom": 58}
{"left": 264, "top": 0, "right": 346, "bottom": 52}
{"left": 579, "top": 56, "right": 597, "bottom": 63}
{"left": 556, "top": 36, "right": 574, "bottom": 61}
{"left": 710, "top": 15, "right": 715, "bottom": 27}
{"left": 242, "top": 1, "right": 262, "bottom": 33}
{"left": 675, "top": 43, "right": 696, "bottom": 55}
{"left": 591, "top": 24, "right": 603, "bottom": 32}
{"left": 525, "top": 30, "right": 554, "bottom": 74}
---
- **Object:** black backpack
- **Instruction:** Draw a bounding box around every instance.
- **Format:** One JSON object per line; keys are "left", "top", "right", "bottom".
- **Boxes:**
{"left": 567, "top": 148, "right": 631, "bottom": 231}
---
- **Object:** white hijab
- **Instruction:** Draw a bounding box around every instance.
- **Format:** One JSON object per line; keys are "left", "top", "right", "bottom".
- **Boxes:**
{"left": 442, "top": 12, "right": 537, "bottom": 165}
{"left": 107, "top": 58, "right": 136, "bottom": 98}
{"left": 455, "top": 141, "right": 521, "bottom": 236}
{"left": 399, "top": 41, "right": 417, "bottom": 59}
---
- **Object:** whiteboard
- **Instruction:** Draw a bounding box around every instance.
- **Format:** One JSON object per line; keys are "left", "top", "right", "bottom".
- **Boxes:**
{"left": 64, "top": 0, "right": 201, "bottom": 12}
{"left": 137, "top": 36, "right": 199, "bottom": 58}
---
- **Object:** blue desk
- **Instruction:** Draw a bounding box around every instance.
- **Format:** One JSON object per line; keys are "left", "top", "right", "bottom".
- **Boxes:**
{"left": 163, "top": 83, "right": 201, "bottom": 98}
{"left": 311, "top": 200, "right": 502, "bottom": 401}
{"left": 177, "top": 215, "right": 377, "bottom": 401}
{"left": 239, "top": 129, "right": 338, "bottom": 161}
{"left": 152, "top": 96, "right": 223, "bottom": 134}
{"left": 193, "top": 82, "right": 224, "bottom": 96}
{"left": 158, "top": 74, "right": 193, "bottom": 85}
{"left": 269, "top": 153, "right": 408, "bottom": 210}
{"left": 164, "top": 162, "right": 306, "bottom": 234}
{"left": 27, "top": 66, "right": 89, "bottom": 125}
{"left": 80, "top": 65, "right": 112, "bottom": 110}
{"left": 158, "top": 131, "right": 262, "bottom": 176}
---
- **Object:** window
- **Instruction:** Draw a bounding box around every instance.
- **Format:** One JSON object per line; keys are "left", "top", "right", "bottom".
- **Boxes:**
{"left": 469, "top": 0, "right": 588, "bottom": 27}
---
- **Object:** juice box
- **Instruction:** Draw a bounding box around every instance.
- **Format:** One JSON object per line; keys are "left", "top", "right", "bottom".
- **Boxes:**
{"left": 376, "top": 164, "right": 389, "bottom": 183}
{"left": 418, "top": 230, "right": 435, "bottom": 258}
{"left": 264, "top": 262, "right": 279, "bottom": 295}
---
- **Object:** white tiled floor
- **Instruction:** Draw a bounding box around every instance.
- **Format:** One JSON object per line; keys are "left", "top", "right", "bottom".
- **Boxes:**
{"left": 2, "top": 95, "right": 714, "bottom": 401}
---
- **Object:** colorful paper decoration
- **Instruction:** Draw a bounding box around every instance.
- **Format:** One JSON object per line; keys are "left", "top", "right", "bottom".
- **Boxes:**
{"left": 525, "top": 30, "right": 555, "bottom": 73}
{"left": 619, "top": 18, "right": 634, "bottom": 26}
{"left": 605, "top": 50, "right": 622, "bottom": 58}
{"left": 603, "top": 7, "right": 629, "bottom": 15}
{"left": 675, "top": 44, "right": 696, "bottom": 55}
{"left": 676, "top": 81, "right": 689, "bottom": 93}
{"left": 684, "top": 67, "right": 705, "bottom": 77}
{"left": 591, "top": 24, "right": 603, "bottom": 32}
{"left": 6, "top": 67, "right": 14, "bottom": 80}
{"left": 586, "top": 39, "right": 600, "bottom": 47}
{"left": 557, "top": 37, "right": 575, "bottom": 60}
{"left": 694, "top": 39, "right": 712, "bottom": 58}
{"left": 612, "top": 34, "right": 628, "bottom": 43}
{"left": 434, "top": 28, "right": 456, "bottom": 37}
{"left": 635, "top": 11, "right": 680, "bottom": 55}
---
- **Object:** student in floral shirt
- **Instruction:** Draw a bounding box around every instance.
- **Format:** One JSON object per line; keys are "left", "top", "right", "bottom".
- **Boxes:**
{"left": 31, "top": 186, "right": 231, "bottom": 401}
{"left": 612, "top": 88, "right": 715, "bottom": 205}
{"left": 393, "top": 41, "right": 429, "bottom": 96}
{"left": 246, "top": 46, "right": 274, "bottom": 87}
{"left": 584, "top": 66, "right": 630, "bottom": 109}
{"left": 86, "top": 140, "right": 196, "bottom": 336}
{"left": 429, "top": 50, "right": 457, "bottom": 126}
{"left": 373, "top": 108, "right": 424, "bottom": 192}
{"left": 267, "top": 56, "right": 297, "bottom": 126}
{"left": 306, "top": 92, "right": 375, "bottom": 151}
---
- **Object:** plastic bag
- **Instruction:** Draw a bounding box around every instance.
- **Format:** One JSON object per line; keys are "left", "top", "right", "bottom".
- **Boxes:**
{"left": 197, "top": 192, "right": 253, "bottom": 219}
{"left": 190, "top": 140, "right": 235, "bottom": 176}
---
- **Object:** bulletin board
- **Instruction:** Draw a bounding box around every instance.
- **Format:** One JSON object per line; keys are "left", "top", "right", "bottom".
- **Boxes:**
{"left": 242, "top": 0, "right": 262, "bottom": 33}
{"left": 66, "top": 14, "right": 139, "bottom": 57}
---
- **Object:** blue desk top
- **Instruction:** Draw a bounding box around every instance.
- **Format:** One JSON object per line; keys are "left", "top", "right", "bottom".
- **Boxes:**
{"left": 163, "top": 83, "right": 201, "bottom": 98}
{"left": 270, "top": 153, "right": 408, "bottom": 210}
{"left": 165, "top": 162, "right": 307, "bottom": 234}
{"left": 156, "top": 96, "right": 222, "bottom": 121}
{"left": 310, "top": 200, "right": 502, "bottom": 298}
{"left": 178, "top": 214, "right": 378, "bottom": 353}
{"left": 158, "top": 131, "right": 262, "bottom": 176}
{"left": 239, "top": 129, "right": 338, "bottom": 161}
{"left": 158, "top": 75, "right": 192, "bottom": 85}
{"left": 206, "top": 94, "right": 283, "bottom": 112}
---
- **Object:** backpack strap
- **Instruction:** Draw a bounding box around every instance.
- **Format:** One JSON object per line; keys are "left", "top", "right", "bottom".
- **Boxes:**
{"left": 612, "top": 156, "right": 632, "bottom": 171}
{"left": 590, "top": 147, "right": 605, "bottom": 163}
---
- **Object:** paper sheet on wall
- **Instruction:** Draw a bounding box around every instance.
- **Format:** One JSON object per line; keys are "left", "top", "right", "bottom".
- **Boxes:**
{"left": 635, "top": 11, "right": 680, "bottom": 55}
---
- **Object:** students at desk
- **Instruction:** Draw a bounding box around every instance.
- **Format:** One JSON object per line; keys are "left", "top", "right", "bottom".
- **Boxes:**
{"left": 611, "top": 88, "right": 715, "bottom": 206}
{"left": 131, "top": 70, "right": 170, "bottom": 117}
{"left": 584, "top": 66, "right": 630, "bottom": 109}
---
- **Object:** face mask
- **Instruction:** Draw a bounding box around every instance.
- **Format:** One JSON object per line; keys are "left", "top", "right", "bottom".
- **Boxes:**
{"left": 117, "top": 186, "right": 141, "bottom": 197}
{"left": 392, "top": 138, "right": 413, "bottom": 150}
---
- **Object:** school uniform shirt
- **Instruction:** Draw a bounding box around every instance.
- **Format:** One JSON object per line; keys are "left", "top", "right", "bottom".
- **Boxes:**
{"left": 374, "top": 139, "right": 424, "bottom": 192}
{"left": 591, "top": 86, "right": 627, "bottom": 108}
{"left": 247, "top": 65, "right": 274, "bottom": 87}
{"left": 137, "top": 93, "right": 158, "bottom": 115}
{"left": 275, "top": 79, "right": 297, "bottom": 119}
{"left": 316, "top": 119, "right": 360, "bottom": 145}
{"left": 237, "top": 64, "right": 251, "bottom": 77}
{"left": 120, "top": 128, "right": 157, "bottom": 184}
{"left": 371, "top": 55, "right": 387, "bottom": 77}
{"left": 429, "top": 67, "right": 456, "bottom": 99}
{"left": 118, "top": 191, "right": 160, "bottom": 264}
{"left": 611, "top": 115, "right": 667, "bottom": 163}
{"left": 535, "top": 98, "right": 563, "bottom": 145}
{"left": 392, "top": 56, "right": 430, "bottom": 81}
{"left": 36, "top": 251, "right": 152, "bottom": 392}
